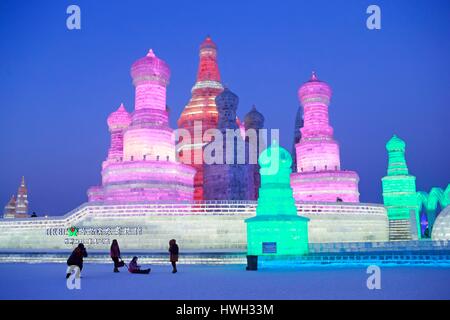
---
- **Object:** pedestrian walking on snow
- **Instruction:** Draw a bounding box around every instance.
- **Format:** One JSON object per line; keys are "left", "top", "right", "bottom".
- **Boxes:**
{"left": 110, "top": 239, "right": 124, "bottom": 273}
{"left": 169, "top": 239, "right": 179, "bottom": 274}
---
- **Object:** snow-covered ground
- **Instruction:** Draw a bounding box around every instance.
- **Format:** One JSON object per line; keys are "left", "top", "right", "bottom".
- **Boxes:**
{"left": 0, "top": 263, "right": 449, "bottom": 299}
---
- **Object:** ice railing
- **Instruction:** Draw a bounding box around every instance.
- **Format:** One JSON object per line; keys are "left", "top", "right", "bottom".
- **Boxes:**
{"left": 0, "top": 202, "right": 92, "bottom": 229}
{"left": 309, "top": 239, "right": 450, "bottom": 253}
{"left": 0, "top": 200, "right": 386, "bottom": 229}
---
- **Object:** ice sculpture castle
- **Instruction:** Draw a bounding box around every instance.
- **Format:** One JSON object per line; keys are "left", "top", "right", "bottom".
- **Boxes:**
{"left": 0, "top": 39, "right": 394, "bottom": 251}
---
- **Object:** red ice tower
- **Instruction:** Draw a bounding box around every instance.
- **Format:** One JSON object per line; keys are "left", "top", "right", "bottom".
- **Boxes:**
{"left": 177, "top": 36, "right": 224, "bottom": 200}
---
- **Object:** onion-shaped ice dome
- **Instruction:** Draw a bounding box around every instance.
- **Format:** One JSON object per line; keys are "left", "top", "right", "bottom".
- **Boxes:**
{"left": 107, "top": 103, "right": 131, "bottom": 131}
{"left": 244, "top": 105, "right": 264, "bottom": 129}
{"left": 216, "top": 87, "right": 238, "bottom": 112}
{"left": 386, "top": 134, "right": 406, "bottom": 152}
{"left": 130, "top": 49, "right": 171, "bottom": 86}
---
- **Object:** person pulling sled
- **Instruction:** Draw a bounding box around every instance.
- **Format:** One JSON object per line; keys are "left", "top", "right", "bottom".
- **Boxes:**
{"left": 110, "top": 239, "right": 125, "bottom": 273}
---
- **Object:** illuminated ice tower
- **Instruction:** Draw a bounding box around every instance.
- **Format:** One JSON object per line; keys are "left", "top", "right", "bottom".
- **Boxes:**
{"left": 382, "top": 135, "right": 419, "bottom": 240}
{"left": 106, "top": 103, "right": 131, "bottom": 163}
{"left": 291, "top": 72, "right": 360, "bottom": 202}
{"left": 88, "top": 50, "right": 195, "bottom": 202}
{"left": 3, "top": 177, "right": 29, "bottom": 219}
{"left": 177, "top": 36, "right": 224, "bottom": 200}
{"left": 3, "top": 195, "right": 16, "bottom": 219}
{"left": 292, "top": 107, "right": 303, "bottom": 172}
{"left": 203, "top": 88, "right": 254, "bottom": 200}
{"left": 244, "top": 105, "right": 266, "bottom": 200}
{"left": 15, "top": 176, "right": 28, "bottom": 216}
{"left": 246, "top": 142, "right": 309, "bottom": 261}
{"left": 291, "top": 106, "right": 303, "bottom": 173}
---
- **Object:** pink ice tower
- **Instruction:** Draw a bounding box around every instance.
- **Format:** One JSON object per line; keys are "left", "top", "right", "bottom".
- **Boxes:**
{"left": 88, "top": 50, "right": 196, "bottom": 202}
{"left": 290, "top": 72, "right": 360, "bottom": 202}
{"left": 106, "top": 103, "right": 131, "bottom": 163}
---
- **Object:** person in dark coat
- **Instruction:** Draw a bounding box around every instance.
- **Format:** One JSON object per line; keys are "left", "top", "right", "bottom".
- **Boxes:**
{"left": 66, "top": 243, "right": 88, "bottom": 278}
{"left": 128, "top": 256, "right": 151, "bottom": 274}
{"left": 110, "top": 239, "right": 123, "bottom": 273}
{"left": 169, "top": 239, "right": 179, "bottom": 274}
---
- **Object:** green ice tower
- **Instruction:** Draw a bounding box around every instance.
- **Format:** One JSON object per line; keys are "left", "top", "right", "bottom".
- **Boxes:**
{"left": 382, "top": 135, "right": 420, "bottom": 240}
{"left": 246, "top": 142, "right": 309, "bottom": 256}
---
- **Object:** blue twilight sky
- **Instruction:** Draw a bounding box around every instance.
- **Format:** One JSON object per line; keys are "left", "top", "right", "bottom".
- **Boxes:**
{"left": 0, "top": 0, "right": 449, "bottom": 215}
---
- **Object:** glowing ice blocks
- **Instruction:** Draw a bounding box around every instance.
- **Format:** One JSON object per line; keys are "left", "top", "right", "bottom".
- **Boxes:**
{"left": 246, "top": 143, "right": 309, "bottom": 256}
